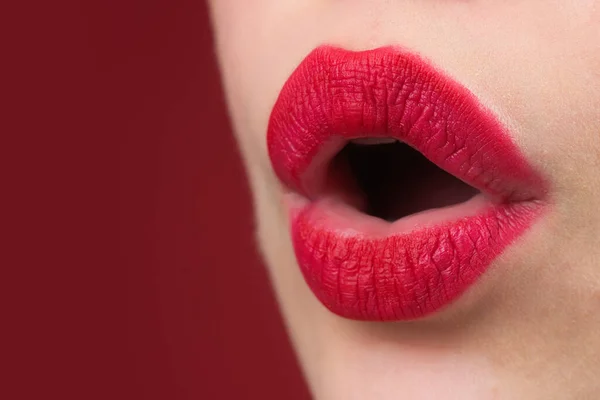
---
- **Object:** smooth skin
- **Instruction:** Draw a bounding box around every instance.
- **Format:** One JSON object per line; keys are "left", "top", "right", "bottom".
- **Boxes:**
{"left": 208, "top": 1, "right": 600, "bottom": 399}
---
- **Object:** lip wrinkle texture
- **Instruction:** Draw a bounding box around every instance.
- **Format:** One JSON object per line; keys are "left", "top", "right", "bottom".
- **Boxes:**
{"left": 267, "top": 46, "right": 547, "bottom": 321}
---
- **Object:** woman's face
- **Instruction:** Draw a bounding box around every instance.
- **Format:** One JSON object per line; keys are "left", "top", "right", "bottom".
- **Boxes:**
{"left": 209, "top": 2, "right": 600, "bottom": 398}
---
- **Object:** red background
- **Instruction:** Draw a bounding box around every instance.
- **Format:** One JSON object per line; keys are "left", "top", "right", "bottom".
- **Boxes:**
{"left": 3, "top": 1, "right": 310, "bottom": 399}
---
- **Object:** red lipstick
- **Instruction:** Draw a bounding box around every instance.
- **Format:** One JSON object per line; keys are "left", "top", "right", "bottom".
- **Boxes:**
{"left": 267, "top": 46, "right": 546, "bottom": 321}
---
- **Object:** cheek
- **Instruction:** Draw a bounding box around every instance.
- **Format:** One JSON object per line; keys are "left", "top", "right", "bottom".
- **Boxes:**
{"left": 208, "top": 3, "right": 269, "bottom": 156}
{"left": 209, "top": 2, "right": 320, "bottom": 185}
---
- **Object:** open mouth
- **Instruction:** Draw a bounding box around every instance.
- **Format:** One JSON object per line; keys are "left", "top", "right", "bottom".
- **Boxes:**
{"left": 327, "top": 139, "right": 480, "bottom": 222}
{"left": 267, "top": 46, "right": 547, "bottom": 321}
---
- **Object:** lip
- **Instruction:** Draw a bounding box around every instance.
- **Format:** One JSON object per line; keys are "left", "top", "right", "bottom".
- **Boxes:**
{"left": 267, "top": 46, "right": 547, "bottom": 321}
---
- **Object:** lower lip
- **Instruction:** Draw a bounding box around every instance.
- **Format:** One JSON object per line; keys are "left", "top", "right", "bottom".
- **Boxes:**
{"left": 289, "top": 193, "right": 544, "bottom": 321}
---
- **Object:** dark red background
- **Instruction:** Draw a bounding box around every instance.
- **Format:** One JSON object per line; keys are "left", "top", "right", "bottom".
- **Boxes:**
{"left": 3, "top": 1, "right": 310, "bottom": 399}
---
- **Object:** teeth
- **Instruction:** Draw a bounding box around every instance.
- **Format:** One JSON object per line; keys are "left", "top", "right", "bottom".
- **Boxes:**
{"left": 350, "top": 137, "right": 398, "bottom": 145}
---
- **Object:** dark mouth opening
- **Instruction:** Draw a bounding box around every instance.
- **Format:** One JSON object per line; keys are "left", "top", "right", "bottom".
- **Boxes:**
{"left": 328, "top": 141, "right": 480, "bottom": 222}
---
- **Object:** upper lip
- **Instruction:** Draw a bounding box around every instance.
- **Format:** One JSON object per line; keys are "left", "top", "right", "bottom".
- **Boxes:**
{"left": 267, "top": 46, "right": 547, "bottom": 321}
{"left": 268, "top": 46, "right": 546, "bottom": 204}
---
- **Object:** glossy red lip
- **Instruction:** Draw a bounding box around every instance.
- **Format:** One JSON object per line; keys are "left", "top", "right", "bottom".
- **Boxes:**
{"left": 267, "top": 46, "right": 547, "bottom": 321}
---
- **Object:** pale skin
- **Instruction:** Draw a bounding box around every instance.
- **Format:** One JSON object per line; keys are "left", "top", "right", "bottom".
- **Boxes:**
{"left": 208, "top": 1, "right": 600, "bottom": 399}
